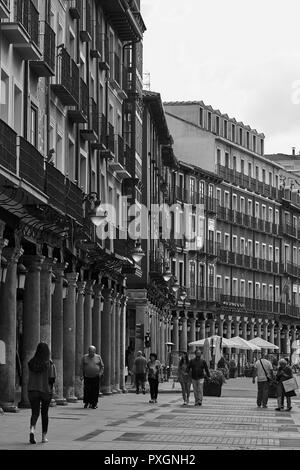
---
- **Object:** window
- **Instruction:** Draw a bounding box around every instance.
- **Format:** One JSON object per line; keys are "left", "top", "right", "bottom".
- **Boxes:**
{"left": 208, "top": 184, "right": 213, "bottom": 198}
{"left": 293, "top": 246, "right": 297, "bottom": 264}
{"left": 269, "top": 245, "right": 273, "bottom": 261}
{"left": 246, "top": 132, "right": 250, "bottom": 149}
{"left": 231, "top": 124, "right": 235, "bottom": 142}
{"left": 269, "top": 285, "right": 273, "bottom": 301}
{"left": 199, "top": 107, "right": 203, "bottom": 127}
{"left": 262, "top": 244, "right": 266, "bottom": 259}
{"left": 262, "top": 169, "right": 266, "bottom": 183}
{"left": 216, "top": 276, "right": 222, "bottom": 290}
{"left": 216, "top": 188, "right": 221, "bottom": 205}
{"left": 224, "top": 191, "right": 230, "bottom": 208}
{"left": 275, "top": 209, "right": 279, "bottom": 225}
{"left": 80, "top": 155, "right": 87, "bottom": 193}
{"left": 1, "top": 70, "right": 9, "bottom": 123}
{"left": 248, "top": 199, "right": 253, "bottom": 215}
{"left": 240, "top": 159, "right": 244, "bottom": 174}
{"left": 224, "top": 233, "right": 230, "bottom": 250}
{"left": 189, "top": 262, "right": 196, "bottom": 296}
{"left": 262, "top": 284, "right": 267, "bottom": 300}
{"left": 275, "top": 286, "right": 280, "bottom": 302}
{"left": 240, "top": 197, "right": 245, "bottom": 213}
{"left": 248, "top": 162, "right": 252, "bottom": 177}
{"left": 14, "top": 86, "right": 22, "bottom": 136}
{"left": 255, "top": 241, "right": 260, "bottom": 258}
{"left": 208, "top": 265, "right": 214, "bottom": 287}
{"left": 260, "top": 139, "right": 264, "bottom": 155}
{"left": 233, "top": 278, "right": 238, "bottom": 296}
{"left": 275, "top": 247, "right": 279, "bottom": 263}
{"left": 248, "top": 239, "right": 253, "bottom": 256}
{"left": 255, "top": 202, "right": 260, "bottom": 218}
{"left": 232, "top": 194, "right": 237, "bottom": 211}
{"left": 262, "top": 205, "right": 266, "bottom": 220}
{"left": 233, "top": 156, "right": 237, "bottom": 171}
{"left": 190, "top": 177, "right": 195, "bottom": 201}
{"left": 216, "top": 231, "right": 221, "bottom": 245}
{"left": 216, "top": 148, "right": 221, "bottom": 165}
{"left": 275, "top": 175, "right": 279, "bottom": 188}
{"left": 199, "top": 180, "right": 205, "bottom": 202}
{"left": 232, "top": 235, "right": 237, "bottom": 252}
{"left": 253, "top": 135, "right": 256, "bottom": 153}
{"left": 239, "top": 128, "right": 243, "bottom": 145}
{"left": 255, "top": 166, "right": 259, "bottom": 180}
{"left": 240, "top": 280, "right": 245, "bottom": 298}
{"left": 269, "top": 207, "right": 273, "bottom": 222}
{"left": 225, "top": 152, "right": 229, "bottom": 167}
{"left": 240, "top": 238, "right": 245, "bottom": 254}
{"left": 216, "top": 116, "right": 220, "bottom": 134}
{"left": 269, "top": 172, "right": 273, "bottom": 187}
{"left": 30, "top": 104, "right": 38, "bottom": 147}
{"left": 179, "top": 262, "right": 184, "bottom": 286}
{"left": 248, "top": 281, "right": 253, "bottom": 298}
{"left": 255, "top": 283, "right": 260, "bottom": 299}
{"left": 208, "top": 112, "right": 212, "bottom": 131}
{"left": 225, "top": 277, "right": 230, "bottom": 295}
{"left": 224, "top": 120, "right": 227, "bottom": 139}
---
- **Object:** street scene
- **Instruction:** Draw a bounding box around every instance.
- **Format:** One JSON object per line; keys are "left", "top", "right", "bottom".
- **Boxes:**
{"left": 0, "top": 0, "right": 300, "bottom": 454}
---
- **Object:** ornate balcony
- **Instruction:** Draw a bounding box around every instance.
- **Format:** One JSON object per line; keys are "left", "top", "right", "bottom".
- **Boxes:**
{"left": 19, "top": 138, "right": 45, "bottom": 193}
{"left": 108, "top": 134, "right": 131, "bottom": 179}
{"left": 0, "top": 118, "right": 17, "bottom": 174}
{"left": 68, "top": 79, "right": 89, "bottom": 124}
{"left": 99, "top": 0, "right": 146, "bottom": 41}
{"left": 30, "top": 21, "right": 55, "bottom": 77}
{"left": 45, "top": 163, "right": 66, "bottom": 214}
{"left": 1, "top": 0, "right": 41, "bottom": 60}
{"left": 65, "top": 179, "right": 84, "bottom": 224}
{"left": 99, "top": 34, "right": 110, "bottom": 71}
{"left": 0, "top": 0, "right": 10, "bottom": 18}
{"left": 51, "top": 47, "right": 79, "bottom": 106}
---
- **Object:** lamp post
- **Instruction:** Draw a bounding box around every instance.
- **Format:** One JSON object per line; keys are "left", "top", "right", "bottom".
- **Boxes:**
{"left": 17, "top": 263, "right": 27, "bottom": 290}
{"left": 83, "top": 192, "right": 108, "bottom": 227}
{"left": 131, "top": 240, "right": 145, "bottom": 264}
{"left": 163, "top": 264, "right": 172, "bottom": 282}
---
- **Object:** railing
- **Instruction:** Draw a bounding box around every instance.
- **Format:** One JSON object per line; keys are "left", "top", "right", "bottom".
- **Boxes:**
{"left": 282, "top": 223, "right": 297, "bottom": 238}
{"left": 100, "top": 114, "right": 107, "bottom": 146}
{"left": 14, "top": 0, "right": 39, "bottom": 46}
{"left": 90, "top": 98, "right": 99, "bottom": 136}
{"left": 65, "top": 178, "right": 84, "bottom": 224}
{"left": 0, "top": 118, "right": 17, "bottom": 174}
{"left": 51, "top": 47, "right": 79, "bottom": 106}
{"left": 38, "top": 21, "right": 55, "bottom": 72}
{"left": 79, "top": 79, "right": 89, "bottom": 120}
{"left": 19, "top": 138, "right": 45, "bottom": 192}
{"left": 108, "top": 123, "right": 115, "bottom": 154}
{"left": 114, "top": 53, "right": 121, "bottom": 85}
{"left": 70, "top": 60, "right": 80, "bottom": 104}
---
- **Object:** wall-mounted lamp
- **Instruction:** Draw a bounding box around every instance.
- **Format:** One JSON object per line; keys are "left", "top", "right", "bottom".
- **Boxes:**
{"left": 84, "top": 193, "right": 108, "bottom": 227}
{"left": 179, "top": 288, "right": 187, "bottom": 302}
{"left": 131, "top": 240, "right": 145, "bottom": 263}
{"left": 172, "top": 277, "right": 180, "bottom": 293}
{"left": 17, "top": 263, "right": 27, "bottom": 290}
{"left": 163, "top": 264, "right": 172, "bottom": 282}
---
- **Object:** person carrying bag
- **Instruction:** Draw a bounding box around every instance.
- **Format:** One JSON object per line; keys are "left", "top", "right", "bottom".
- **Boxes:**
{"left": 275, "top": 358, "right": 297, "bottom": 411}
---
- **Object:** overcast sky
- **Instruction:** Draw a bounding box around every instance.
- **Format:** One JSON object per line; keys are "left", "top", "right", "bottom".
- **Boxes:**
{"left": 141, "top": 0, "right": 300, "bottom": 155}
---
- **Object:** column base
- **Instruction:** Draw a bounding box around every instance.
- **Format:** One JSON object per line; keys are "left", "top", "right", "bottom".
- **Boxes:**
{"left": 66, "top": 396, "right": 78, "bottom": 403}
{"left": 56, "top": 398, "right": 68, "bottom": 406}
{"left": 1, "top": 403, "right": 20, "bottom": 413}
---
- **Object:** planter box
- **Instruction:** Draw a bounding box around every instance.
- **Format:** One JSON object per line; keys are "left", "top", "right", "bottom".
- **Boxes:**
{"left": 203, "top": 382, "right": 222, "bottom": 397}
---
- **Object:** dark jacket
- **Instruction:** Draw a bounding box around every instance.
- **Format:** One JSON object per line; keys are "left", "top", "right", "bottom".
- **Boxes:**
{"left": 276, "top": 365, "right": 293, "bottom": 383}
{"left": 187, "top": 358, "right": 210, "bottom": 380}
{"left": 28, "top": 360, "right": 56, "bottom": 395}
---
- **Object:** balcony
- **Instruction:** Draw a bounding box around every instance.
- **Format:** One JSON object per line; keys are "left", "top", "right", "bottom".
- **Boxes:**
{"left": 175, "top": 186, "right": 185, "bottom": 202}
{"left": 283, "top": 262, "right": 299, "bottom": 278}
{"left": 1, "top": 0, "right": 41, "bottom": 60}
{"left": 68, "top": 0, "right": 81, "bottom": 20}
{"left": 108, "top": 134, "right": 131, "bottom": 179}
{"left": 99, "top": 0, "right": 146, "bottom": 41}
{"left": 282, "top": 223, "right": 297, "bottom": 239}
{"left": 45, "top": 163, "right": 66, "bottom": 214}
{"left": 0, "top": 0, "right": 10, "bottom": 18}
{"left": 279, "top": 188, "right": 300, "bottom": 210}
{"left": 19, "top": 138, "right": 45, "bottom": 193}
{"left": 0, "top": 118, "right": 17, "bottom": 174}
{"left": 65, "top": 178, "right": 84, "bottom": 224}
{"left": 51, "top": 47, "right": 79, "bottom": 106}
{"left": 30, "top": 21, "right": 55, "bottom": 77}
{"left": 68, "top": 79, "right": 89, "bottom": 124}
{"left": 80, "top": 0, "right": 92, "bottom": 42}
{"left": 99, "top": 34, "right": 110, "bottom": 71}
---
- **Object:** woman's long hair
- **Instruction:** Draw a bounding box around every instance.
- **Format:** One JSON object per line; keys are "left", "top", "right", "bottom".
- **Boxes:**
{"left": 179, "top": 352, "right": 189, "bottom": 366}
{"left": 28, "top": 342, "right": 51, "bottom": 373}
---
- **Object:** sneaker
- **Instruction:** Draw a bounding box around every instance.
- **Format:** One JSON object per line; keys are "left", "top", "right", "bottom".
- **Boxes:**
{"left": 91, "top": 405, "right": 98, "bottom": 409}
{"left": 275, "top": 407, "right": 283, "bottom": 411}
{"left": 154, "top": 399, "right": 157, "bottom": 403}
{"left": 29, "top": 433, "right": 36, "bottom": 444}
{"left": 183, "top": 402, "right": 187, "bottom": 406}
{"left": 262, "top": 405, "right": 268, "bottom": 408}
{"left": 257, "top": 404, "right": 261, "bottom": 408}
{"left": 194, "top": 403, "right": 199, "bottom": 406}
{"left": 286, "top": 407, "right": 292, "bottom": 411}
{"left": 149, "top": 400, "right": 154, "bottom": 403}
{"left": 42, "top": 434, "right": 48, "bottom": 443}
{"left": 198, "top": 403, "right": 202, "bottom": 406}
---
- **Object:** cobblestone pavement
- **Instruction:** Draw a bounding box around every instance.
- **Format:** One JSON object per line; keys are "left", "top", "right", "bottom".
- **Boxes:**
{"left": 1, "top": 378, "right": 300, "bottom": 450}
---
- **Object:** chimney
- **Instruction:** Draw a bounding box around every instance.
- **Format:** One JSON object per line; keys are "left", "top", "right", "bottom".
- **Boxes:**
{"left": 292, "top": 147, "right": 296, "bottom": 156}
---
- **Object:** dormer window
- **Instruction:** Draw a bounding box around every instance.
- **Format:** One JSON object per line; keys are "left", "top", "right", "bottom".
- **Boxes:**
{"left": 199, "top": 107, "right": 203, "bottom": 127}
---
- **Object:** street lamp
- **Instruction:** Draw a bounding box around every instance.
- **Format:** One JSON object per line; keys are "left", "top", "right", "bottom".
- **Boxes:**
{"left": 163, "top": 264, "right": 172, "bottom": 282}
{"left": 131, "top": 240, "right": 145, "bottom": 263}
{"left": 1, "top": 256, "right": 8, "bottom": 284}
{"left": 179, "top": 288, "right": 187, "bottom": 302}
{"left": 17, "top": 263, "right": 27, "bottom": 289}
{"left": 172, "top": 277, "right": 179, "bottom": 293}
{"left": 84, "top": 193, "right": 108, "bottom": 227}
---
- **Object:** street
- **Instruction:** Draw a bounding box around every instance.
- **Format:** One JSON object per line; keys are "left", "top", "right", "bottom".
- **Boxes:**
{"left": 1, "top": 378, "right": 300, "bottom": 450}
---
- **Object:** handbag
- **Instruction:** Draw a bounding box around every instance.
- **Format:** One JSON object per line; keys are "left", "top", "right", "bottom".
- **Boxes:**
{"left": 282, "top": 377, "right": 298, "bottom": 393}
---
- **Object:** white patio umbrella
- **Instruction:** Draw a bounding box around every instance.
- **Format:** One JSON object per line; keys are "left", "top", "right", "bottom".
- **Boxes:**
{"left": 248, "top": 337, "right": 279, "bottom": 350}
{"left": 189, "top": 335, "right": 239, "bottom": 348}
{"left": 230, "top": 336, "right": 261, "bottom": 351}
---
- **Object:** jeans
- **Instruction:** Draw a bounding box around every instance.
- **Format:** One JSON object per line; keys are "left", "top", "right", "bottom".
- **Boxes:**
{"left": 257, "top": 380, "right": 269, "bottom": 406}
{"left": 135, "top": 373, "right": 146, "bottom": 392}
{"left": 84, "top": 376, "right": 100, "bottom": 406}
{"left": 148, "top": 378, "right": 159, "bottom": 399}
{"left": 277, "top": 383, "right": 291, "bottom": 408}
{"left": 28, "top": 391, "right": 52, "bottom": 434}
{"left": 192, "top": 379, "right": 204, "bottom": 404}
{"left": 180, "top": 380, "right": 191, "bottom": 402}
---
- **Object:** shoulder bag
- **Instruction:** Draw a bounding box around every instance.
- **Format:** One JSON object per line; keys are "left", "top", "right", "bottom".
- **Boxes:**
{"left": 260, "top": 359, "right": 275, "bottom": 385}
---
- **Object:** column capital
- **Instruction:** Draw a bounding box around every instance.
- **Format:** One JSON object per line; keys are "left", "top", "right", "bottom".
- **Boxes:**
{"left": 270, "top": 320, "right": 275, "bottom": 326}
{"left": 53, "top": 262, "right": 69, "bottom": 277}
{"left": 77, "top": 281, "right": 86, "bottom": 295}
{"left": 41, "top": 258, "right": 57, "bottom": 273}
{"left": 84, "top": 280, "right": 96, "bottom": 295}
{"left": 23, "top": 254, "right": 45, "bottom": 272}
{"left": 102, "top": 286, "right": 114, "bottom": 301}
{"left": 257, "top": 318, "right": 263, "bottom": 324}
{"left": 66, "top": 272, "right": 79, "bottom": 287}
{"left": 93, "top": 284, "right": 103, "bottom": 299}
{"left": 251, "top": 317, "right": 256, "bottom": 324}
{"left": 263, "top": 318, "right": 269, "bottom": 325}
{"left": 4, "top": 247, "right": 24, "bottom": 264}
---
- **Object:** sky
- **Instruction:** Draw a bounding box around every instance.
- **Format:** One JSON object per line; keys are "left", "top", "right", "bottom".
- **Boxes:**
{"left": 141, "top": 0, "right": 300, "bottom": 155}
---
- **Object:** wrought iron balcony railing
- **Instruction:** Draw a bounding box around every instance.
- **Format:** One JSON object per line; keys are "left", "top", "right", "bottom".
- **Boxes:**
{"left": 0, "top": 118, "right": 17, "bottom": 174}
{"left": 30, "top": 21, "right": 55, "bottom": 77}
{"left": 19, "top": 137, "right": 45, "bottom": 192}
{"left": 51, "top": 47, "right": 79, "bottom": 106}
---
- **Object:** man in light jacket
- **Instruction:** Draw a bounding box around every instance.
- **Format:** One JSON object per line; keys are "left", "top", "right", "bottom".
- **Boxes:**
{"left": 252, "top": 353, "right": 274, "bottom": 408}
{"left": 80, "top": 345, "right": 104, "bottom": 409}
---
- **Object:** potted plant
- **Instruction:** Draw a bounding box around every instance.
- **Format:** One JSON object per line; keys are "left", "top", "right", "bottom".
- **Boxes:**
{"left": 229, "top": 359, "right": 238, "bottom": 378}
{"left": 204, "top": 369, "right": 226, "bottom": 397}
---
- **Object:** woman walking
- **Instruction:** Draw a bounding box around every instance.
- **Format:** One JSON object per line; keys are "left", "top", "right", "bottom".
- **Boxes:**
{"left": 27, "top": 343, "right": 56, "bottom": 444}
{"left": 275, "top": 358, "right": 295, "bottom": 411}
{"left": 178, "top": 353, "right": 191, "bottom": 406}
{"left": 147, "top": 353, "right": 161, "bottom": 404}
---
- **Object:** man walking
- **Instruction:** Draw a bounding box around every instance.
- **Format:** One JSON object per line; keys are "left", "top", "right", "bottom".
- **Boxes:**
{"left": 252, "top": 353, "right": 274, "bottom": 408}
{"left": 80, "top": 345, "right": 104, "bottom": 409}
{"left": 188, "top": 349, "right": 210, "bottom": 406}
{"left": 133, "top": 351, "right": 147, "bottom": 394}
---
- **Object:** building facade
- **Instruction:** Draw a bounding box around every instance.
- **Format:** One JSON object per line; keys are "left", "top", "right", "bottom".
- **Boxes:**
{"left": 0, "top": 0, "right": 146, "bottom": 411}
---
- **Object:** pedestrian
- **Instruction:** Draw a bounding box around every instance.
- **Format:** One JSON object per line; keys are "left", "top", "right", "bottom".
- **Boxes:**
{"left": 80, "top": 345, "right": 104, "bottom": 409}
{"left": 187, "top": 349, "right": 210, "bottom": 407}
{"left": 252, "top": 353, "right": 274, "bottom": 408}
{"left": 147, "top": 353, "right": 162, "bottom": 404}
{"left": 27, "top": 342, "right": 56, "bottom": 444}
{"left": 177, "top": 352, "right": 191, "bottom": 406}
{"left": 275, "top": 358, "right": 295, "bottom": 411}
{"left": 133, "top": 350, "right": 147, "bottom": 394}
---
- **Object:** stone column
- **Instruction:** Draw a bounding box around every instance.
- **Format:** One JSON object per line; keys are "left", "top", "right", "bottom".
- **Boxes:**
{"left": 135, "top": 303, "right": 147, "bottom": 355}
{"left": 249, "top": 318, "right": 256, "bottom": 362}
{"left": 75, "top": 281, "right": 86, "bottom": 399}
{"left": 275, "top": 323, "right": 281, "bottom": 353}
{"left": 92, "top": 284, "right": 103, "bottom": 355}
{"left": 40, "top": 258, "right": 56, "bottom": 345}
{"left": 226, "top": 318, "right": 232, "bottom": 339}
{"left": 179, "top": 314, "right": 188, "bottom": 352}
{"left": 84, "top": 280, "right": 95, "bottom": 354}
{"left": 171, "top": 313, "right": 179, "bottom": 351}
{"left": 110, "top": 293, "right": 117, "bottom": 392}
{"left": 218, "top": 317, "right": 224, "bottom": 338}
{"left": 120, "top": 295, "right": 127, "bottom": 392}
{"left": 189, "top": 316, "right": 196, "bottom": 352}
{"left": 150, "top": 308, "right": 156, "bottom": 353}
{"left": 269, "top": 320, "right": 275, "bottom": 349}
{"left": 114, "top": 293, "right": 121, "bottom": 392}
{"left": 200, "top": 319, "right": 206, "bottom": 339}
{"left": 257, "top": 318, "right": 262, "bottom": 338}
{"left": 285, "top": 326, "right": 291, "bottom": 355}
{"left": 51, "top": 263, "right": 68, "bottom": 406}
{"left": 0, "top": 247, "right": 23, "bottom": 412}
{"left": 20, "top": 255, "right": 45, "bottom": 408}
{"left": 101, "top": 287, "right": 113, "bottom": 394}
{"left": 241, "top": 317, "right": 248, "bottom": 339}
{"left": 63, "top": 272, "right": 79, "bottom": 402}
{"left": 161, "top": 320, "right": 166, "bottom": 364}
{"left": 209, "top": 319, "right": 216, "bottom": 336}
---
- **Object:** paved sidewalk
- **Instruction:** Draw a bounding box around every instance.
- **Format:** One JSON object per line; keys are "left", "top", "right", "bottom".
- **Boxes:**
{"left": 1, "top": 378, "right": 300, "bottom": 450}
